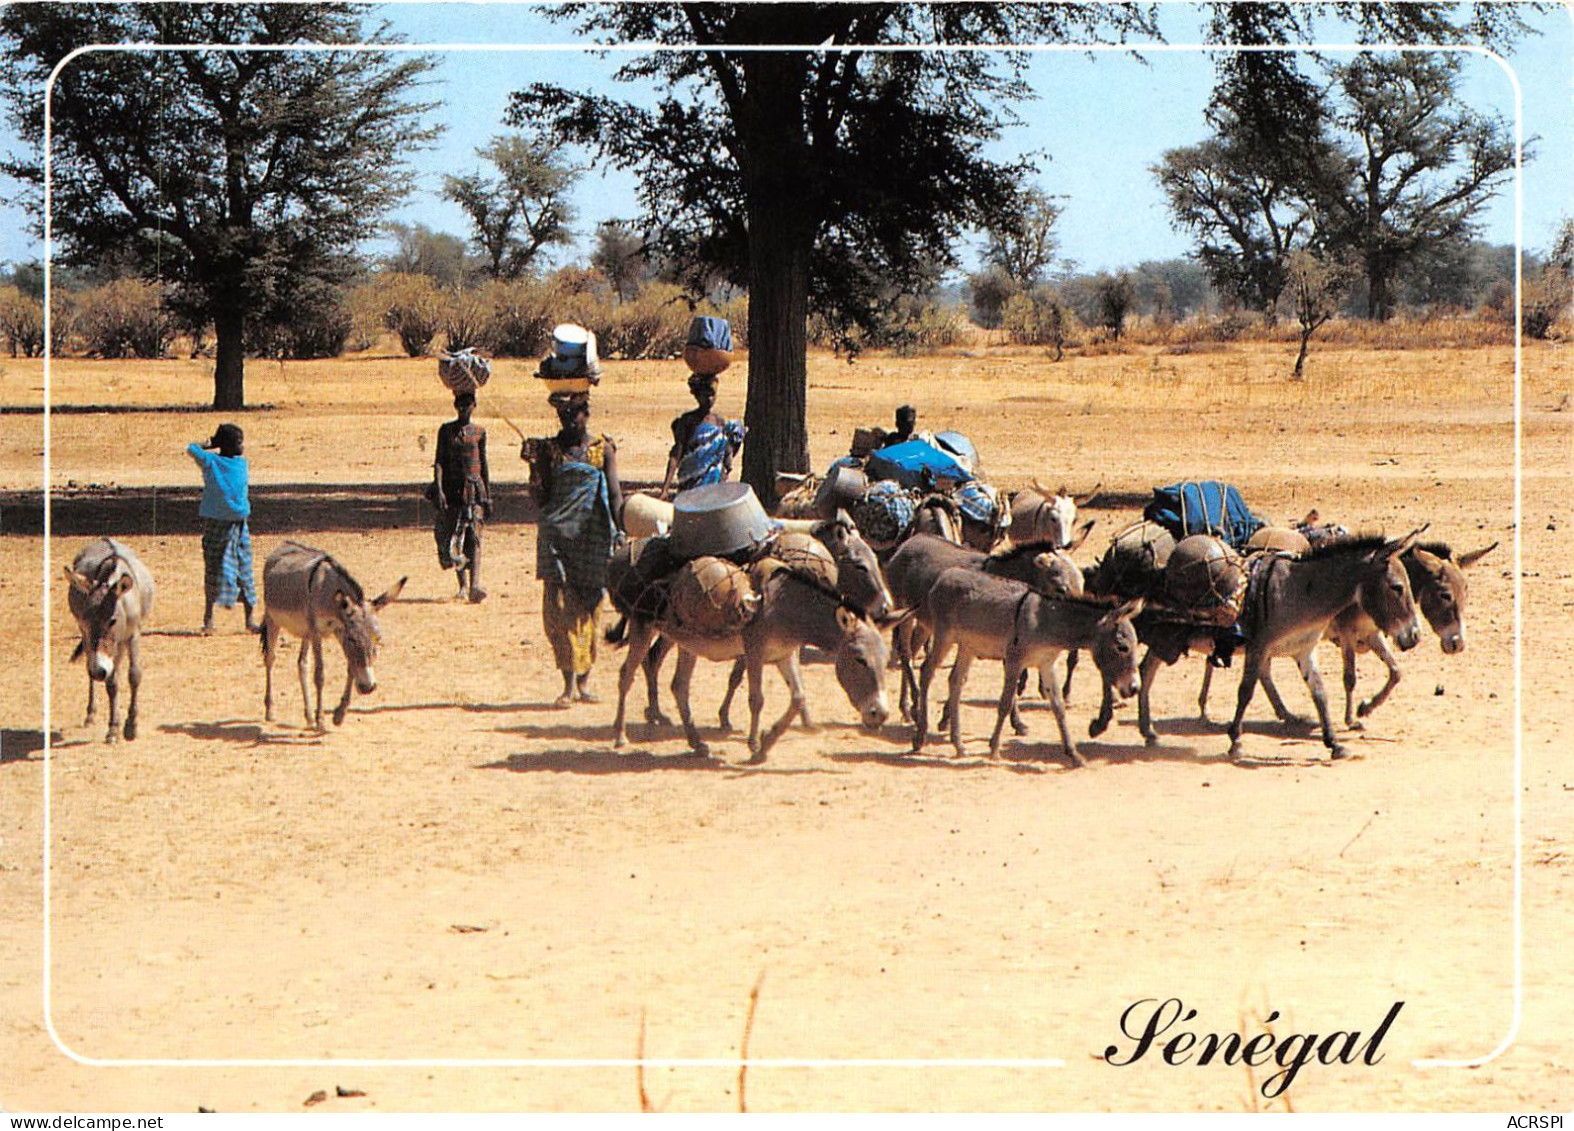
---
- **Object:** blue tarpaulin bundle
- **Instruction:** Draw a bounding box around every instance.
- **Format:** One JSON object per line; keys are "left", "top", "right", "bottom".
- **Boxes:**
{"left": 864, "top": 439, "right": 974, "bottom": 490}
{"left": 1143, "top": 480, "right": 1264, "bottom": 551}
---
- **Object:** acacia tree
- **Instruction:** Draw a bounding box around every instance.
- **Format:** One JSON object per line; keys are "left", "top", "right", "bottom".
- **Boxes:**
{"left": 1318, "top": 53, "right": 1517, "bottom": 320}
{"left": 508, "top": 3, "right": 1155, "bottom": 500}
{"left": 441, "top": 135, "right": 577, "bottom": 280}
{"left": 0, "top": 3, "right": 438, "bottom": 409}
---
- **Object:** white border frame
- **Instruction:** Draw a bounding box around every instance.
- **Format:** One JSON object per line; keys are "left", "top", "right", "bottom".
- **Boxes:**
{"left": 38, "top": 36, "right": 1526, "bottom": 1075}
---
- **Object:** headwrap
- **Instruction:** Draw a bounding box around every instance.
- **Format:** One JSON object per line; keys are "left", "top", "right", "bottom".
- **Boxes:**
{"left": 548, "top": 390, "right": 592, "bottom": 414}
{"left": 688, "top": 371, "right": 719, "bottom": 395}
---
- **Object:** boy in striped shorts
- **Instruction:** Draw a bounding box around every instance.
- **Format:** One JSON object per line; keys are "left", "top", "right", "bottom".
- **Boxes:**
{"left": 187, "top": 423, "right": 258, "bottom": 634}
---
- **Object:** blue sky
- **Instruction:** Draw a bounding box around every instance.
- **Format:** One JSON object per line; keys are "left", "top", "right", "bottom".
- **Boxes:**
{"left": 3, "top": 2, "right": 1571, "bottom": 274}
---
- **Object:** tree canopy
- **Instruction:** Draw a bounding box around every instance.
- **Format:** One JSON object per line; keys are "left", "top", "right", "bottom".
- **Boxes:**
{"left": 508, "top": 3, "right": 1156, "bottom": 500}
{"left": 441, "top": 135, "right": 578, "bottom": 280}
{"left": 0, "top": 3, "right": 439, "bottom": 408}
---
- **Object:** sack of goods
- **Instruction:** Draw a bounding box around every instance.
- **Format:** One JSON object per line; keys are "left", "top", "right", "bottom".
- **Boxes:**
{"left": 864, "top": 439, "right": 973, "bottom": 491}
{"left": 665, "top": 555, "right": 760, "bottom": 637}
{"left": 1245, "top": 526, "right": 1313, "bottom": 555}
{"left": 750, "top": 530, "right": 838, "bottom": 593}
{"left": 670, "top": 481, "right": 779, "bottom": 560}
{"left": 1088, "top": 520, "right": 1177, "bottom": 601}
{"left": 438, "top": 348, "right": 492, "bottom": 394}
{"left": 849, "top": 479, "right": 917, "bottom": 550}
{"left": 683, "top": 315, "right": 733, "bottom": 376}
{"left": 1143, "top": 480, "right": 1264, "bottom": 552}
{"left": 536, "top": 323, "right": 602, "bottom": 393}
{"left": 609, "top": 535, "right": 681, "bottom": 622}
{"left": 1162, "top": 534, "right": 1247, "bottom": 624}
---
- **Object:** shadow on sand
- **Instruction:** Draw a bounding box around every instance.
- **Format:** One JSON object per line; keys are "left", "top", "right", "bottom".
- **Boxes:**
{"left": 158, "top": 719, "right": 327, "bottom": 748}
{"left": 1, "top": 728, "right": 71, "bottom": 763}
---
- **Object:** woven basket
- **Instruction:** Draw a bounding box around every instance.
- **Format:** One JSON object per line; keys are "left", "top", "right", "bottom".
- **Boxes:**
{"left": 438, "top": 349, "right": 492, "bottom": 394}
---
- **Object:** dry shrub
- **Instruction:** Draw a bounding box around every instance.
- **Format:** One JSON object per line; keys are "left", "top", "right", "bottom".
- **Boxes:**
{"left": 441, "top": 287, "right": 491, "bottom": 352}
{"left": 75, "top": 278, "right": 172, "bottom": 359}
{"left": 584, "top": 282, "right": 691, "bottom": 359}
{"left": 355, "top": 271, "right": 444, "bottom": 357}
{"left": 0, "top": 285, "right": 44, "bottom": 357}
{"left": 717, "top": 294, "right": 749, "bottom": 349}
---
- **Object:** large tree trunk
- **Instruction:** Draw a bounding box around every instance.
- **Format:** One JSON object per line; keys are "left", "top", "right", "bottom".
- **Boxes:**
{"left": 737, "top": 53, "right": 814, "bottom": 507}
{"left": 212, "top": 305, "right": 245, "bottom": 410}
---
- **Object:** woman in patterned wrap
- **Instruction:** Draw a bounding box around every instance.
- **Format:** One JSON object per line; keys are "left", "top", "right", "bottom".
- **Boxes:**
{"left": 526, "top": 391, "right": 624, "bottom": 707}
{"left": 659, "top": 372, "right": 746, "bottom": 499}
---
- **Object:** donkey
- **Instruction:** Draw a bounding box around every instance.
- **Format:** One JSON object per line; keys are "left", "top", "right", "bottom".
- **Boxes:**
{"left": 1199, "top": 538, "right": 1495, "bottom": 730}
{"left": 1008, "top": 480, "right": 1101, "bottom": 549}
{"left": 885, "top": 527, "right": 1093, "bottom": 725}
{"left": 614, "top": 511, "right": 893, "bottom": 732}
{"left": 260, "top": 541, "right": 406, "bottom": 730}
{"left": 611, "top": 570, "right": 896, "bottom": 763}
{"left": 64, "top": 538, "right": 155, "bottom": 744}
{"left": 913, "top": 567, "right": 1142, "bottom": 767}
{"left": 1224, "top": 532, "right": 1421, "bottom": 761}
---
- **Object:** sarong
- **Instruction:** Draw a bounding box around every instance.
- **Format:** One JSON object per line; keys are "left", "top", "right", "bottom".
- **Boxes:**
{"left": 201, "top": 519, "right": 256, "bottom": 607}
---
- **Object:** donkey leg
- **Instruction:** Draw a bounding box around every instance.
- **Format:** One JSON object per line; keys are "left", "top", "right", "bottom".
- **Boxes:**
{"left": 947, "top": 651, "right": 974, "bottom": 757}
{"left": 1045, "top": 656, "right": 1086, "bottom": 768}
{"left": 642, "top": 635, "right": 673, "bottom": 728}
{"left": 672, "top": 649, "right": 709, "bottom": 757}
{"left": 1259, "top": 661, "right": 1305, "bottom": 725}
{"left": 718, "top": 657, "right": 746, "bottom": 732}
{"left": 1060, "top": 649, "right": 1079, "bottom": 702}
{"left": 262, "top": 618, "right": 278, "bottom": 722}
{"left": 332, "top": 665, "right": 354, "bottom": 727}
{"left": 756, "top": 656, "right": 803, "bottom": 762}
{"left": 1136, "top": 648, "right": 1165, "bottom": 745}
{"left": 1341, "top": 640, "right": 1361, "bottom": 729}
{"left": 1227, "top": 653, "right": 1265, "bottom": 760}
{"left": 1295, "top": 651, "right": 1347, "bottom": 759}
{"left": 102, "top": 665, "right": 120, "bottom": 745}
{"left": 1357, "top": 634, "right": 1402, "bottom": 721}
{"left": 83, "top": 667, "right": 97, "bottom": 728}
{"left": 1197, "top": 661, "right": 1213, "bottom": 721}
{"left": 123, "top": 635, "right": 142, "bottom": 741}
{"left": 990, "top": 657, "right": 1023, "bottom": 758}
{"left": 311, "top": 638, "right": 327, "bottom": 731}
{"left": 294, "top": 636, "right": 313, "bottom": 728}
{"left": 913, "top": 631, "right": 946, "bottom": 752}
{"left": 743, "top": 654, "right": 775, "bottom": 763}
{"left": 611, "top": 620, "right": 655, "bottom": 749}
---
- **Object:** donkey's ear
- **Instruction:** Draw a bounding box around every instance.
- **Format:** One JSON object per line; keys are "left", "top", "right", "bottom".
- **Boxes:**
{"left": 64, "top": 566, "right": 93, "bottom": 592}
{"left": 1067, "top": 519, "right": 1096, "bottom": 552}
{"left": 372, "top": 576, "right": 408, "bottom": 610}
{"left": 835, "top": 605, "right": 859, "bottom": 635}
{"left": 115, "top": 573, "right": 136, "bottom": 595}
{"left": 1030, "top": 477, "right": 1055, "bottom": 500}
{"left": 1102, "top": 596, "right": 1144, "bottom": 624}
{"left": 1457, "top": 541, "right": 1498, "bottom": 569}
{"left": 1073, "top": 482, "right": 1102, "bottom": 507}
{"left": 1302, "top": 508, "right": 1320, "bottom": 525}
{"left": 1385, "top": 525, "right": 1427, "bottom": 560}
{"left": 334, "top": 590, "right": 355, "bottom": 613}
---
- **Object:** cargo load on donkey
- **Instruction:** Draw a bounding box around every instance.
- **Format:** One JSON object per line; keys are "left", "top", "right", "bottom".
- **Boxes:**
{"left": 1143, "top": 480, "right": 1264, "bottom": 552}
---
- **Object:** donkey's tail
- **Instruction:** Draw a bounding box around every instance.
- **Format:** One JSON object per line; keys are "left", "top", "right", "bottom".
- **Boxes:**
{"left": 69, "top": 639, "right": 83, "bottom": 662}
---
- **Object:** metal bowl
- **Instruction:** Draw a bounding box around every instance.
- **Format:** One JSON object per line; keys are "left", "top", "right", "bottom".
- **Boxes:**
{"left": 670, "top": 482, "right": 778, "bottom": 559}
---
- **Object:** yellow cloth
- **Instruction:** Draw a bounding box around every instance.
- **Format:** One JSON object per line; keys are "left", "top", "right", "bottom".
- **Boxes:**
{"left": 543, "top": 582, "right": 599, "bottom": 675}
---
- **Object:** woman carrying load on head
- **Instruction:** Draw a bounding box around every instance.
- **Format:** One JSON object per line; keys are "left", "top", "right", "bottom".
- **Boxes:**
{"left": 526, "top": 391, "right": 624, "bottom": 707}
{"left": 659, "top": 371, "right": 747, "bottom": 499}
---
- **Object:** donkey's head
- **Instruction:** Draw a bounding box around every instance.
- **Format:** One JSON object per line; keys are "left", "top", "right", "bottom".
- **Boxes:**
{"left": 64, "top": 559, "right": 137, "bottom": 682}
{"left": 1405, "top": 541, "right": 1496, "bottom": 655}
{"left": 333, "top": 576, "right": 407, "bottom": 695}
{"left": 1357, "top": 532, "right": 1424, "bottom": 652}
{"left": 1012, "top": 480, "right": 1101, "bottom": 550}
{"left": 833, "top": 604, "right": 894, "bottom": 733}
{"left": 1091, "top": 597, "right": 1144, "bottom": 701}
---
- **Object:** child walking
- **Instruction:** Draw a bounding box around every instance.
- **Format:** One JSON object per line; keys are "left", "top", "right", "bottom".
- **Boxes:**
{"left": 187, "top": 423, "right": 257, "bottom": 634}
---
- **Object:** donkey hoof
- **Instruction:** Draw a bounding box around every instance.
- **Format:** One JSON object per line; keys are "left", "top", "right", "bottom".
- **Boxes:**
{"left": 646, "top": 709, "right": 674, "bottom": 728}
{"left": 1066, "top": 750, "right": 1089, "bottom": 769}
{"left": 332, "top": 706, "right": 347, "bottom": 727}
{"left": 1088, "top": 716, "right": 1108, "bottom": 738}
{"left": 1330, "top": 744, "right": 1356, "bottom": 761}
{"left": 1143, "top": 731, "right": 1159, "bottom": 748}
{"left": 123, "top": 719, "right": 137, "bottom": 742}
{"left": 693, "top": 740, "right": 713, "bottom": 759}
{"left": 1356, "top": 701, "right": 1376, "bottom": 719}
{"left": 612, "top": 731, "right": 628, "bottom": 750}
{"left": 104, "top": 729, "right": 119, "bottom": 745}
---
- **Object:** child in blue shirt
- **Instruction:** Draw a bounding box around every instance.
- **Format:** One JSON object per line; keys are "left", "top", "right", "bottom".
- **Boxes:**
{"left": 187, "top": 423, "right": 258, "bottom": 634}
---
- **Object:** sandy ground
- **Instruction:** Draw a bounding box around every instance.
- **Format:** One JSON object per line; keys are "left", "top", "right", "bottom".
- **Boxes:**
{"left": 1, "top": 341, "right": 1571, "bottom": 1112}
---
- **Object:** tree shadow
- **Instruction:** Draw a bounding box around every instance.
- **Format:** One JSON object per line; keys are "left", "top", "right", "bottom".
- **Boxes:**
{"left": 158, "top": 720, "right": 326, "bottom": 747}
{"left": 2, "top": 728, "right": 67, "bottom": 763}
